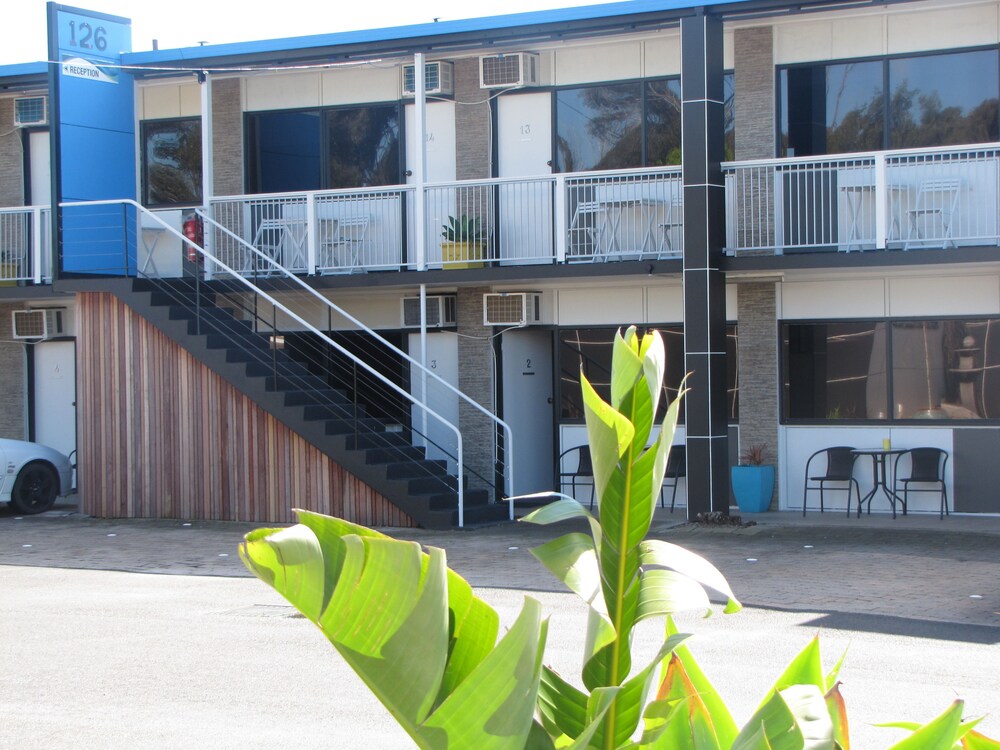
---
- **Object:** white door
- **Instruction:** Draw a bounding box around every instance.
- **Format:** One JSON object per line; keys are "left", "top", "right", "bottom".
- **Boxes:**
{"left": 406, "top": 101, "right": 457, "bottom": 266}
{"left": 29, "top": 131, "right": 50, "bottom": 206}
{"left": 497, "top": 92, "right": 553, "bottom": 263}
{"left": 502, "top": 329, "right": 554, "bottom": 495}
{"left": 408, "top": 331, "right": 459, "bottom": 467}
{"left": 32, "top": 340, "right": 76, "bottom": 468}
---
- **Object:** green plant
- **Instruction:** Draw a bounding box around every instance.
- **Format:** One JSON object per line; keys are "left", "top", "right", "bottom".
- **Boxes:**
{"left": 239, "top": 326, "right": 998, "bottom": 749}
{"left": 739, "top": 443, "right": 769, "bottom": 466}
{"left": 442, "top": 214, "right": 485, "bottom": 243}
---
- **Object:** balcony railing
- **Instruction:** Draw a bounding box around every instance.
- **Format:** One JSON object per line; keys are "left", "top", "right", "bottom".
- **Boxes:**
{"left": 0, "top": 206, "right": 50, "bottom": 284}
{"left": 725, "top": 143, "right": 1000, "bottom": 255}
{"left": 5, "top": 143, "right": 1000, "bottom": 287}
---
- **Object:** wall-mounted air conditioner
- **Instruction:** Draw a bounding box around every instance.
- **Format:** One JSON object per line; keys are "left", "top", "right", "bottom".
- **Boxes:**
{"left": 402, "top": 61, "right": 454, "bottom": 97}
{"left": 14, "top": 96, "right": 47, "bottom": 127}
{"left": 12, "top": 308, "right": 65, "bottom": 339}
{"left": 483, "top": 292, "right": 541, "bottom": 326}
{"left": 401, "top": 295, "right": 457, "bottom": 328}
{"left": 479, "top": 53, "right": 539, "bottom": 89}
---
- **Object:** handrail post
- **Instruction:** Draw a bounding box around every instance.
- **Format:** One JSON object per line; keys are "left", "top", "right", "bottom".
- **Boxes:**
{"left": 32, "top": 207, "right": 43, "bottom": 284}
{"left": 306, "top": 192, "right": 318, "bottom": 275}
{"left": 271, "top": 307, "right": 278, "bottom": 389}
{"left": 554, "top": 174, "right": 567, "bottom": 263}
{"left": 875, "top": 152, "right": 888, "bottom": 250}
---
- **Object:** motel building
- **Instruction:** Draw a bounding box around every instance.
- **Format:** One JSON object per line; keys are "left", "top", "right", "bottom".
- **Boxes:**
{"left": 1, "top": 0, "right": 999, "bottom": 528}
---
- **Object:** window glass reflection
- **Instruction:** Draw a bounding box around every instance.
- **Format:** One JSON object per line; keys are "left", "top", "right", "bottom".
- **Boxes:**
{"left": 555, "top": 83, "right": 643, "bottom": 172}
{"left": 645, "top": 79, "right": 683, "bottom": 166}
{"left": 247, "top": 110, "right": 322, "bottom": 193}
{"left": 889, "top": 50, "right": 999, "bottom": 149}
{"left": 325, "top": 106, "right": 401, "bottom": 188}
{"left": 782, "top": 321, "right": 888, "bottom": 420}
{"left": 142, "top": 118, "right": 202, "bottom": 206}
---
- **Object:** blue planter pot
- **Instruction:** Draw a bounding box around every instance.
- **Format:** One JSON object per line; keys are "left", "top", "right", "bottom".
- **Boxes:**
{"left": 731, "top": 465, "right": 775, "bottom": 513}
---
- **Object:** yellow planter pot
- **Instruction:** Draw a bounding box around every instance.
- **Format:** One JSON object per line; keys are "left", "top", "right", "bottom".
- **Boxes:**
{"left": 441, "top": 241, "right": 485, "bottom": 269}
{"left": 0, "top": 262, "right": 18, "bottom": 287}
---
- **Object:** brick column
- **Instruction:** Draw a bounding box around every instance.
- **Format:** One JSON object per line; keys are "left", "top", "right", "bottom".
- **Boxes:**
{"left": 0, "top": 305, "right": 26, "bottom": 439}
{"left": 454, "top": 58, "right": 491, "bottom": 181}
{"left": 736, "top": 282, "right": 780, "bottom": 506}
{"left": 456, "top": 287, "right": 497, "bottom": 495}
{"left": 211, "top": 78, "right": 243, "bottom": 195}
{"left": 0, "top": 99, "right": 25, "bottom": 206}
{"left": 682, "top": 11, "right": 730, "bottom": 516}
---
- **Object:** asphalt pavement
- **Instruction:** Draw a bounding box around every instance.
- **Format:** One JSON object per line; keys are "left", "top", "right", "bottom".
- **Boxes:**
{"left": 2, "top": 499, "right": 999, "bottom": 748}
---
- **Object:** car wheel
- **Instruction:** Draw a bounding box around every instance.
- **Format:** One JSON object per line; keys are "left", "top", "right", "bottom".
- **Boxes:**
{"left": 10, "top": 461, "right": 59, "bottom": 514}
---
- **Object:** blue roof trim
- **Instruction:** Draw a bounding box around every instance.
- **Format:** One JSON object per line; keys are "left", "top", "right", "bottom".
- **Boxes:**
{"left": 125, "top": 0, "right": 739, "bottom": 65}
{"left": 0, "top": 62, "right": 49, "bottom": 79}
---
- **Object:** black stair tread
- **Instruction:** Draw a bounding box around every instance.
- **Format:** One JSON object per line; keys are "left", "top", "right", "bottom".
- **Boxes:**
{"left": 366, "top": 446, "right": 426, "bottom": 464}
{"left": 385, "top": 459, "right": 449, "bottom": 480}
{"left": 285, "top": 388, "right": 351, "bottom": 407}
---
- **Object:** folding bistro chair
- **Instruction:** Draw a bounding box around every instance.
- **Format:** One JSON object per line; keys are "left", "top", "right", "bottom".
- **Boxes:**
{"left": 802, "top": 446, "right": 860, "bottom": 516}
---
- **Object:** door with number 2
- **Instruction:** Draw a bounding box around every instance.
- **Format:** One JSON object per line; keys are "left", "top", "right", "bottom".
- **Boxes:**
{"left": 501, "top": 329, "right": 554, "bottom": 495}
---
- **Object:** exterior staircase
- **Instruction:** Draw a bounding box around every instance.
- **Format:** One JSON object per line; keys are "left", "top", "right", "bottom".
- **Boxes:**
{"left": 118, "top": 277, "right": 509, "bottom": 529}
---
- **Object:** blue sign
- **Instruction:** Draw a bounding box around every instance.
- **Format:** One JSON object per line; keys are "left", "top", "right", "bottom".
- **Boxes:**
{"left": 48, "top": 4, "right": 137, "bottom": 275}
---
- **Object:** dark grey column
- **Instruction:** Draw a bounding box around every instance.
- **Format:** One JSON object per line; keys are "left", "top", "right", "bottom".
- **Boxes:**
{"left": 682, "top": 10, "right": 730, "bottom": 516}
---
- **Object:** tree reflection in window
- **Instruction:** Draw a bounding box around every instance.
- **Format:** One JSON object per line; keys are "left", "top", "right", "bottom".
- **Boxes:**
{"left": 142, "top": 118, "right": 202, "bottom": 206}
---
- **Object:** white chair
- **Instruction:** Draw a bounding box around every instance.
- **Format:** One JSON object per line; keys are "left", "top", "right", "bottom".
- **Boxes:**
{"left": 320, "top": 215, "right": 370, "bottom": 273}
{"left": 904, "top": 179, "right": 961, "bottom": 250}
{"left": 567, "top": 201, "right": 607, "bottom": 260}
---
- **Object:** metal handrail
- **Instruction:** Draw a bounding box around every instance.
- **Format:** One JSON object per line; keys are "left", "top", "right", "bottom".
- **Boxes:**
{"left": 197, "top": 207, "right": 515, "bottom": 515}
{"left": 63, "top": 198, "right": 476, "bottom": 526}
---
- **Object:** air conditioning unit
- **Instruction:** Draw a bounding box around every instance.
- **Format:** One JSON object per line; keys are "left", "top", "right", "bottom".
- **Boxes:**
{"left": 402, "top": 61, "right": 454, "bottom": 97}
{"left": 14, "top": 96, "right": 47, "bottom": 127}
{"left": 401, "top": 295, "right": 457, "bottom": 328}
{"left": 479, "top": 53, "right": 539, "bottom": 89}
{"left": 483, "top": 292, "right": 541, "bottom": 326}
{"left": 12, "top": 308, "right": 65, "bottom": 340}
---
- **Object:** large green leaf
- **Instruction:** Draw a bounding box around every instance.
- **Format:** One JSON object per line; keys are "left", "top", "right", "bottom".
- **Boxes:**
{"left": 733, "top": 685, "right": 834, "bottom": 750}
{"left": 964, "top": 729, "right": 1000, "bottom": 749}
{"left": 824, "top": 682, "right": 850, "bottom": 750}
{"left": 767, "top": 636, "right": 826, "bottom": 698}
{"left": 635, "top": 654, "right": 722, "bottom": 750}
{"left": 581, "top": 370, "right": 634, "bottom": 504}
{"left": 884, "top": 701, "right": 974, "bottom": 750}
{"left": 640, "top": 540, "right": 742, "bottom": 615}
{"left": 240, "top": 512, "right": 539, "bottom": 749}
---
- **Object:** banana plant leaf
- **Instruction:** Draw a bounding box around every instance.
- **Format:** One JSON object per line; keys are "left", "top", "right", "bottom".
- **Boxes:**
{"left": 732, "top": 684, "right": 834, "bottom": 750}
{"left": 240, "top": 510, "right": 546, "bottom": 750}
{"left": 880, "top": 701, "right": 981, "bottom": 750}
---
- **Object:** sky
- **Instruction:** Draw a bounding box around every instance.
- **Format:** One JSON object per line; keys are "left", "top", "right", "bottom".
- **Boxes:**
{"left": 0, "top": 0, "right": 617, "bottom": 66}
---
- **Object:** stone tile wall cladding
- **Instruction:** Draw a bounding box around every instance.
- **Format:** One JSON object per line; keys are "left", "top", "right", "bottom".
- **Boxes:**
{"left": 733, "top": 27, "right": 775, "bottom": 253}
{"left": 457, "top": 286, "right": 497, "bottom": 494}
{"left": 735, "top": 281, "right": 779, "bottom": 505}
{"left": 212, "top": 78, "right": 243, "bottom": 196}
{"left": 0, "top": 99, "right": 26, "bottom": 207}
{"left": 454, "top": 58, "right": 492, "bottom": 181}
{"left": 0, "top": 304, "right": 26, "bottom": 439}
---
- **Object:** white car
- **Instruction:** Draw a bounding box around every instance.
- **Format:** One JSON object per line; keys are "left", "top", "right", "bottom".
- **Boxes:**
{"left": 0, "top": 439, "right": 74, "bottom": 514}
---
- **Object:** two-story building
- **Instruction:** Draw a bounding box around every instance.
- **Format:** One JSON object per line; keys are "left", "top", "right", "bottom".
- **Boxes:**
{"left": 1, "top": 0, "right": 998, "bottom": 527}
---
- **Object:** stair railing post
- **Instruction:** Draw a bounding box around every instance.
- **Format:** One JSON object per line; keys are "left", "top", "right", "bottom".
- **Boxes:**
{"left": 353, "top": 359, "right": 359, "bottom": 444}
{"left": 195, "top": 260, "right": 202, "bottom": 335}
{"left": 271, "top": 307, "right": 278, "bottom": 389}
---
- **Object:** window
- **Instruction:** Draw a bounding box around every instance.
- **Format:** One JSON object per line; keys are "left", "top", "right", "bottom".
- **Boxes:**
{"left": 558, "top": 326, "right": 739, "bottom": 422}
{"left": 779, "top": 49, "right": 1000, "bottom": 156}
{"left": 782, "top": 318, "right": 1000, "bottom": 421}
{"left": 141, "top": 118, "right": 202, "bottom": 206}
{"left": 246, "top": 104, "right": 401, "bottom": 193}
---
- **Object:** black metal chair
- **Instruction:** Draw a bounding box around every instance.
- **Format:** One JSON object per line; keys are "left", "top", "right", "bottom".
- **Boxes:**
{"left": 559, "top": 445, "right": 596, "bottom": 509}
{"left": 660, "top": 444, "right": 686, "bottom": 512}
{"left": 802, "top": 446, "right": 860, "bottom": 516}
{"left": 893, "top": 447, "right": 949, "bottom": 519}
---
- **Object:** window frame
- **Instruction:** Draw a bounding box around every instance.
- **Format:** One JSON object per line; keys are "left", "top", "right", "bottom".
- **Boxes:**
{"left": 780, "top": 315, "right": 1000, "bottom": 425}
{"left": 244, "top": 100, "right": 404, "bottom": 195}
{"left": 775, "top": 45, "right": 1000, "bottom": 157}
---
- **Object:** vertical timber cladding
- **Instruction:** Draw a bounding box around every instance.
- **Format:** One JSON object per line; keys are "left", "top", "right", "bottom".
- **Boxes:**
{"left": 76, "top": 292, "right": 415, "bottom": 526}
{"left": 681, "top": 10, "right": 730, "bottom": 516}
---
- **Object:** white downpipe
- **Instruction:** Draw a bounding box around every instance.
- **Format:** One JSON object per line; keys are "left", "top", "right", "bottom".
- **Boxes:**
{"left": 419, "top": 283, "right": 429, "bottom": 446}
{"left": 76, "top": 198, "right": 468, "bottom": 522}
{"left": 200, "top": 72, "right": 215, "bottom": 277}
{"left": 414, "top": 53, "right": 427, "bottom": 272}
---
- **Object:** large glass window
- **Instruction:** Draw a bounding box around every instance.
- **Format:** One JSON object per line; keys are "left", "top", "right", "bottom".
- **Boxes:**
{"left": 246, "top": 104, "right": 401, "bottom": 193}
{"left": 558, "top": 326, "right": 739, "bottom": 422}
{"left": 555, "top": 82, "right": 644, "bottom": 172}
{"left": 779, "top": 49, "right": 1000, "bottom": 156}
{"left": 141, "top": 118, "right": 202, "bottom": 206}
{"left": 782, "top": 318, "right": 1000, "bottom": 421}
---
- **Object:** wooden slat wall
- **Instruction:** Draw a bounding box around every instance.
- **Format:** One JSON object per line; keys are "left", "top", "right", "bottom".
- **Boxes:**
{"left": 76, "top": 292, "right": 415, "bottom": 527}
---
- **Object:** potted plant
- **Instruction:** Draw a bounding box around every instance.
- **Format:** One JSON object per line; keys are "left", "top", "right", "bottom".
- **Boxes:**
{"left": 731, "top": 442, "right": 775, "bottom": 513}
{"left": 441, "top": 214, "right": 485, "bottom": 269}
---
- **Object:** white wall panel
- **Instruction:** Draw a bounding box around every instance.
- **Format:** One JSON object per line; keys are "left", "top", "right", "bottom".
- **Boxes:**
{"left": 887, "top": 4, "right": 999, "bottom": 54}
{"left": 178, "top": 84, "right": 201, "bottom": 117}
{"left": 647, "top": 284, "right": 683, "bottom": 322}
{"left": 141, "top": 84, "right": 199, "bottom": 120}
{"left": 781, "top": 278, "right": 887, "bottom": 319}
{"left": 328, "top": 294, "right": 403, "bottom": 330}
{"left": 554, "top": 42, "right": 641, "bottom": 85}
{"left": 322, "top": 65, "right": 399, "bottom": 105}
{"left": 558, "top": 286, "right": 644, "bottom": 324}
{"left": 774, "top": 21, "right": 833, "bottom": 64}
{"left": 889, "top": 275, "right": 1000, "bottom": 317}
{"left": 830, "top": 15, "right": 885, "bottom": 59}
{"left": 643, "top": 36, "right": 681, "bottom": 77}
{"left": 246, "top": 73, "right": 321, "bottom": 111}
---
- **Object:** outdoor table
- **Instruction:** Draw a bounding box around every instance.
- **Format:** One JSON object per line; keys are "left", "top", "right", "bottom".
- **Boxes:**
{"left": 852, "top": 448, "right": 907, "bottom": 518}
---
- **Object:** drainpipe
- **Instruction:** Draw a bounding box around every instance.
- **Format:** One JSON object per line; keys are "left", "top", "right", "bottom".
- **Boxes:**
{"left": 414, "top": 53, "right": 427, "bottom": 271}
{"left": 199, "top": 71, "right": 214, "bottom": 272}
{"left": 419, "top": 283, "right": 428, "bottom": 442}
